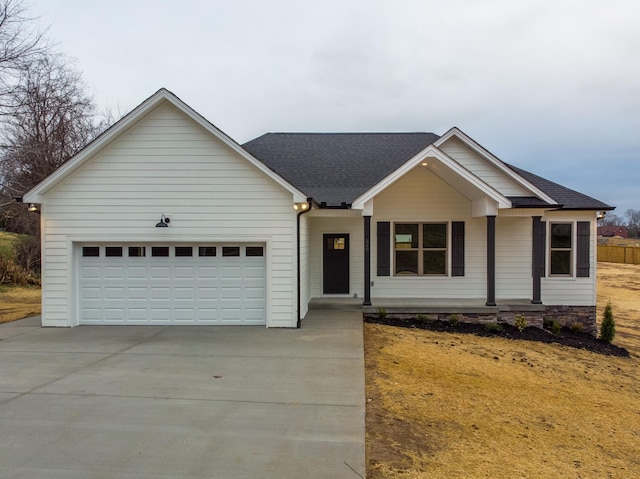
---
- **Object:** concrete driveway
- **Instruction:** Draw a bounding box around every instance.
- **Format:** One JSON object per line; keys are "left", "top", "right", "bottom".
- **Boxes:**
{"left": 0, "top": 311, "right": 365, "bottom": 479}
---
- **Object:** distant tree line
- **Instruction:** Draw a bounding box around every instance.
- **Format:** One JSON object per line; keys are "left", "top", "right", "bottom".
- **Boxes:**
{"left": 0, "top": 0, "right": 106, "bottom": 236}
{"left": 601, "top": 209, "right": 640, "bottom": 238}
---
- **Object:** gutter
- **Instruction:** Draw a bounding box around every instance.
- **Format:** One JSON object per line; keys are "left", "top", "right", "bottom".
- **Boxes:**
{"left": 296, "top": 199, "right": 313, "bottom": 328}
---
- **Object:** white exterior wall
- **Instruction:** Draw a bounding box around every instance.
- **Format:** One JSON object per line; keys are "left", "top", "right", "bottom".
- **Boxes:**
{"left": 541, "top": 210, "right": 597, "bottom": 306}
{"left": 299, "top": 213, "right": 311, "bottom": 319}
{"left": 40, "top": 101, "right": 297, "bottom": 327}
{"left": 439, "top": 137, "right": 530, "bottom": 196}
{"left": 309, "top": 211, "right": 363, "bottom": 298}
{"left": 371, "top": 167, "right": 488, "bottom": 299}
{"left": 495, "top": 217, "right": 532, "bottom": 299}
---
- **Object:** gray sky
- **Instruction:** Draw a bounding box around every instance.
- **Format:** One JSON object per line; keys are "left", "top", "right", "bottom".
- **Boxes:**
{"left": 35, "top": 0, "right": 639, "bottom": 216}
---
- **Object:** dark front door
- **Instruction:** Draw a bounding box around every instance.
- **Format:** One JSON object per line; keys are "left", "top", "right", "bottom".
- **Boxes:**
{"left": 323, "top": 234, "right": 349, "bottom": 294}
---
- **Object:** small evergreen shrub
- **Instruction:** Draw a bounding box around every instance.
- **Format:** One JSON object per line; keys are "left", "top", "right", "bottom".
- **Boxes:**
{"left": 570, "top": 322, "right": 584, "bottom": 333}
{"left": 416, "top": 314, "right": 431, "bottom": 323}
{"left": 484, "top": 322, "right": 503, "bottom": 333}
{"left": 377, "top": 307, "right": 387, "bottom": 320}
{"left": 448, "top": 314, "right": 460, "bottom": 326}
{"left": 600, "top": 302, "right": 615, "bottom": 343}
{"left": 544, "top": 318, "right": 561, "bottom": 335}
{"left": 514, "top": 314, "right": 528, "bottom": 332}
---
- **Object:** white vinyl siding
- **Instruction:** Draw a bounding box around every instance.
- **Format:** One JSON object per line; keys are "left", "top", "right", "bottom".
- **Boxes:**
{"left": 309, "top": 211, "right": 363, "bottom": 299}
{"left": 40, "top": 101, "right": 297, "bottom": 327}
{"left": 299, "top": 213, "right": 311, "bottom": 319}
{"left": 495, "top": 217, "right": 532, "bottom": 299}
{"left": 541, "top": 211, "right": 597, "bottom": 306}
{"left": 439, "top": 137, "right": 530, "bottom": 197}
{"left": 371, "top": 167, "right": 486, "bottom": 299}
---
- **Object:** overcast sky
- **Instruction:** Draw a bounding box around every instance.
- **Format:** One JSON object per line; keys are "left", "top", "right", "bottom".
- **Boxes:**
{"left": 34, "top": 0, "right": 639, "bottom": 216}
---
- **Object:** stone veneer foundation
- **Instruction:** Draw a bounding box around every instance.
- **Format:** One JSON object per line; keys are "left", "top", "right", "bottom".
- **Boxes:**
{"left": 363, "top": 305, "right": 598, "bottom": 336}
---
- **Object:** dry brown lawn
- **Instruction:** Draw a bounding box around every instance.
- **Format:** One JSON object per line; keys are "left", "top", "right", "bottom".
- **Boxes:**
{"left": 0, "top": 286, "right": 41, "bottom": 323}
{"left": 366, "top": 262, "right": 640, "bottom": 479}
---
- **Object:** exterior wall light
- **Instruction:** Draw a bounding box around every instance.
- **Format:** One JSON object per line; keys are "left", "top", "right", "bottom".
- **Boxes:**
{"left": 28, "top": 203, "right": 39, "bottom": 212}
{"left": 155, "top": 214, "right": 170, "bottom": 227}
{"left": 293, "top": 202, "right": 309, "bottom": 211}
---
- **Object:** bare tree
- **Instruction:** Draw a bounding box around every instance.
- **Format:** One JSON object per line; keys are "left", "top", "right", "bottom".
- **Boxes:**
{"left": 0, "top": 0, "right": 48, "bottom": 107}
{"left": 601, "top": 213, "right": 624, "bottom": 227}
{"left": 626, "top": 209, "right": 640, "bottom": 238}
{"left": 0, "top": 54, "right": 104, "bottom": 234}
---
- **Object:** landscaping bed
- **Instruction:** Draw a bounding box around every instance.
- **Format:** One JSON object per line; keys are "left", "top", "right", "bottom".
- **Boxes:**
{"left": 364, "top": 315, "right": 629, "bottom": 357}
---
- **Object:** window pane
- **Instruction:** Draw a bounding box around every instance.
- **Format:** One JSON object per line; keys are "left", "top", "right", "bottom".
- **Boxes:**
{"left": 82, "top": 246, "right": 99, "bottom": 257}
{"left": 551, "top": 224, "right": 572, "bottom": 248}
{"left": 551, "top": 251, "right": 571, "bottom": 275}
{"left": 105, "top": 246, "right": 122, "bottom": 257}
{"left": 246, "top": 246, "right": 264, "bottom": 257}
{"left": 198, "top": 246, "right": 216, "bottom": 257}
{"left": 395, "top": 251, "right": 418, "bottom": 274}
{"left": 175, "top": 246, "right": 193, "bottom": 257}
{"left": 423, "top": 224, "right": 447, "bottom": 248}
{"left": 128, "top": 246, "right": 146, "bottom": 257}
{"left": 222, "top": 246, "right": 240, "bottom": 257}
{"left": 395, "top": 224, "right": 418, "bottom": 249}
{"left": 151, "top": 246, "right": 170, "bottom": 257}
{"left": 424, "top": 250, "right": 446, "bottom": 275}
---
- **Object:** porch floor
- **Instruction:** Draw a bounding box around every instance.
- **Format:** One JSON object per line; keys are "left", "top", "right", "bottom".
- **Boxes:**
{"left": 309, "top": 297, "right": 545, "bottom": 314}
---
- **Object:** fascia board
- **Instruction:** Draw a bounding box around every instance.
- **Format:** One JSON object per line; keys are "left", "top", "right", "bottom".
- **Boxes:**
{"left": 352, "top": 144, "right": 511, "bottom": 210}
{"left": 24, "top": 88, "right": 306, "bottom": 204}
{"left": 434, "top": 127, "right": 556, "bottom": 205}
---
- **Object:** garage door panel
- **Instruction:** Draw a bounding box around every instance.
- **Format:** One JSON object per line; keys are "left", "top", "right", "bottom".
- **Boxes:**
{"left": 104, "top": 287, "right": 125, "bottom": 300}
{"left": 128, "top": 309, "right": 149, "bottom": 321}
{"left": 104, "top": 266, "right": 126, "bottom": 279}
{"left": 82, "top": 287, "right": 101, "bottom": 300}
{"left": 79, "top": 243, "right": 265, "bottom": 325}
{"left": 127, "top": 267, "right": 147, "bottom": 279}
{"left": 150, "top": 287, "right": 171, "bottom": 300}
{"left": 198, "top": 267, "right": 218, "bottom": 278}
{"left": 174, "top": 288, "right": 195, "bottom": 300}
{"left": 81, "top": 266, "right": 101, "bottom": 279}
{"left": 127, "top": 287, "right": 148, "bottom": 300}
{"left": 198, "top": 287, "right": 218, "bottom": 300}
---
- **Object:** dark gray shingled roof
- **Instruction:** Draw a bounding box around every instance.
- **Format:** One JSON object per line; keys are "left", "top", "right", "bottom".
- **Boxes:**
{"left": 242, "top": 133, "right": 439, "bottom": 206}
{"left": 242, "top": 132, "right": 613, "bottom": 210}
{"left": 505, "top": 164, "right": 614, "bottom": 210}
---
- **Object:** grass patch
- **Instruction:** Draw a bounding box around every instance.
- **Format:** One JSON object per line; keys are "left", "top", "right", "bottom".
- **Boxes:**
{"left": 365, "top": 262, "right": 640, "bottom": 478}
{"left": 0, "top": 231, "right": 30, "bottom": 260}
{"left": 0, "top": 285, "right": 41, "bottom": 323}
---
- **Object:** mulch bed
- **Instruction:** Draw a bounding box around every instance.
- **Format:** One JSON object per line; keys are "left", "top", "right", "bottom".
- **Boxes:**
{"left": 364, "top": 316, "right": 630, "bottom": 357}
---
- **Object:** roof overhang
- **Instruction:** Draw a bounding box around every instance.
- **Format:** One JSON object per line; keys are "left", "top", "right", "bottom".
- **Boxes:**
{"left": 23, "top": 88, "right": 307, "bottom": 204}
{"left": 434, "top": 127, "right": 557, "bottom": 205}
{"left": 352, "top": 144, "right": 512, "bottom": 213}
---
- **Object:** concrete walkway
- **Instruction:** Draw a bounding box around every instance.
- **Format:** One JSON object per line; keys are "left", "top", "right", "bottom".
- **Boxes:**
{"left": 0, "top": 311, "right": 365, "bottom": 479}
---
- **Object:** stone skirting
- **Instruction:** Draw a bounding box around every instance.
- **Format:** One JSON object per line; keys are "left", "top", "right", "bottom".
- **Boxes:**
{"left": 363, "top": 305, "right": 597, "bottom": 336}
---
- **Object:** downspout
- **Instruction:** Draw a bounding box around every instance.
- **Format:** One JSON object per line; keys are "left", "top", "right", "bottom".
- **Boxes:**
{"left": 296, "top": 200, "right": 312, "bottom": 328}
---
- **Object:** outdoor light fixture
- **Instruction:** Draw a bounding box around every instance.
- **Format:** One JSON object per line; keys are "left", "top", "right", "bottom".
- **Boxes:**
{"left": 421, "top": 161, "right": 429, "bottom": 167}
{"left": 293, "top": 202, "right": 309, "bottom": 211}
{"left": 28, "top": 203, "right": 39, "bottom": 212}
{"left": 155, "top": 214, "right": 170, "bottom": 227}
{"left": 597, "top": 211, "right": 606, "bottom": 220}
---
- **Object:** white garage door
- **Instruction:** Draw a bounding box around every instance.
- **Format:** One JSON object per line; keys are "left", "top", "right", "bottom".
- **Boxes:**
{"left": 78, "top": 244, "right": 266, "bottom": 325}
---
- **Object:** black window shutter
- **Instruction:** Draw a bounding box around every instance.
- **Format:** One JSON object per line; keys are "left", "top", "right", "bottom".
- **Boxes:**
{"left": 377, "top": 222, "right": 390, "bottom": 276}
{"left": 576, "top": 221, "right": 590, "bottom": 277}
{"left": 451, "top": 221, "right": 465, "bottom": 276}
{"left": 533, "top": 219, "right": 546, "bottom": 278}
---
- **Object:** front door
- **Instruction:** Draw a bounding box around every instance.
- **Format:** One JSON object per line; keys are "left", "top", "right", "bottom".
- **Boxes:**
{"left": 323, "top": 234, "right": 349, "bottom": 294}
